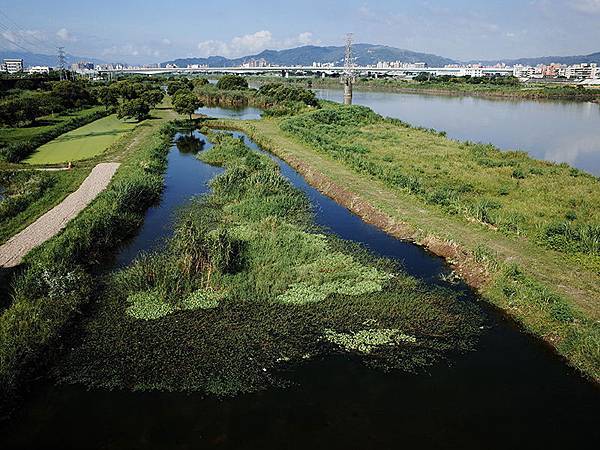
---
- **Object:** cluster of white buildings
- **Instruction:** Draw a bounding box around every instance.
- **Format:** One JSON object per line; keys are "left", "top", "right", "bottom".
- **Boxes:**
{"left": 512, "top": 63, "right": 598, "bottom": 80}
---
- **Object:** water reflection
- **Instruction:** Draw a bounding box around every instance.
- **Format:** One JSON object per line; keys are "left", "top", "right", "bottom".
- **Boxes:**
{"left": 175, "top": 132, "right": 205, "bottom": 154}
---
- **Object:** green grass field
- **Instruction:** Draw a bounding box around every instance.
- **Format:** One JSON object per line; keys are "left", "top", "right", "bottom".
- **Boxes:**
{"left": 0, "top": 107, "right": 104, "bottom": 147}
{"left": 24, "top": 115, "right": 135, "bottom": 165}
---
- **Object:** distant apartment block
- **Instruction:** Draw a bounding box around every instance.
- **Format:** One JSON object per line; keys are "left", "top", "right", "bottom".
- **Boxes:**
{"left": 26, "top": 66, "right": 51, "bottom": 74}
{"left": 3, "top": 58, "right": 24, "bottom": 73}
{"left": 560, "top": 63, "right": 598, "bottom": 80}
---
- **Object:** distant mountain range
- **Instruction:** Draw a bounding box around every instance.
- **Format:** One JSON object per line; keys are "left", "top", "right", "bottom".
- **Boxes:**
{"left": 162, "top": 44, "right": 457, "bottom": 68}
{"left": 3, "top": 45, "right": 600, "bottom": 69}
{"left": 0, "top": 51, "right": 107, "bottom": 67}
{"left": 163, "top": 45, "right": 600, "bottom": 68}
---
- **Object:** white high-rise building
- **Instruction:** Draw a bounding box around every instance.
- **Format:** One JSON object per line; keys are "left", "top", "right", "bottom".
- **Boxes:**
{"left": 3, "top": 58, "right": 23, "bottom": 73}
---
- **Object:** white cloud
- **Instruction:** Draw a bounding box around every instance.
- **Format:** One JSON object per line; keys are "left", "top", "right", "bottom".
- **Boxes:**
{"left": 196, "top": 30, "right": 319, "bottom": 58}
{"left": 162, "top": 38, "right": 171, "bottom": 45}
{"left": 56, "top": 27, "right": 77, "bottom": 42}
{"left": 568, "top": 0, "right": 600, "bottom": 13}
{"left": 102, "top": 44, "right": 161, "bottom": 58}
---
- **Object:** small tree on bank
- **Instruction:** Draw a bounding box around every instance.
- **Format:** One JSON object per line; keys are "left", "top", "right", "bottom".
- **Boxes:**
{"left": 117, "top": 98, "right": 150, "bottom": 122}
{"left": 172, "top": 91, "right": 203, "bottom": 121}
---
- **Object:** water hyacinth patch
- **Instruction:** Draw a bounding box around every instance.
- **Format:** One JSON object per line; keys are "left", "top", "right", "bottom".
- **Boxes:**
{"left": 324, "top": 328, "right": 417, "bottom": 354}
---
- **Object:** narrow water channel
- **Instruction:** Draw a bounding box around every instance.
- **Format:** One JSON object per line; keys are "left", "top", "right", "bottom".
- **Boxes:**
{"left": 1, "top": 120, "right": 598, "bottom": 450}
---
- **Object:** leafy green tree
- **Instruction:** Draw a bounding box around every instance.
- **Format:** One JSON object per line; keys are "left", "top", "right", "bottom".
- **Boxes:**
{"left": 98, "top": 86, "right": 120, "bottom": 111}
{"left": 0, "top": 98, "right": 23, "bottom": 126}
{"left": 172, "top": 91, "right": 203, "bottom": 120}
{"left": 117, "top": 98, "right": 150, "bottom": 122}
{"left": 51, "top": 81, "right": 94, "bottom": 109}
{"left": 216, "top": 74, "right": 248, "bottom": 90}
{"left": 192, "top": 78, "right": 209, "bottom": 89}
{"left": 167, "top": 80, "right": 192, "bottom": 96}
{"left": 141, "top": 89, "right": 165, "bottom": 108}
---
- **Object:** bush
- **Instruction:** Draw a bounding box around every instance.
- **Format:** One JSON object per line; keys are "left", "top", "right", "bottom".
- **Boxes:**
{"left": 216, "top": 74, "right": 248, "bottom": 91}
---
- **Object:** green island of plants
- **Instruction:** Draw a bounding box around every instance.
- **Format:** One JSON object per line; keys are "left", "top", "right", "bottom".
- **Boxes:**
{"left": 57, "top": 133, "right": 482, "bottom": 395}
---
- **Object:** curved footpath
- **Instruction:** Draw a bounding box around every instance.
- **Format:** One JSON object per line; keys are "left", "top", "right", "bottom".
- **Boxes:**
{"left": 0, "top": 162, "right": 120, "bottom": 268}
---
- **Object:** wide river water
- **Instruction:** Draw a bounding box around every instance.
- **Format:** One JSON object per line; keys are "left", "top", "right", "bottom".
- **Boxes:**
{"left": 2, "top": 110, "right": 598, "bottom": 449}
{"left": 314, "top": 87, "right": 600, "bottom": 176}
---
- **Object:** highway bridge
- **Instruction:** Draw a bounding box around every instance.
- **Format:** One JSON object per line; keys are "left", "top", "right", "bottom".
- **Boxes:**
{"left": 98, "top": 65, "right": 514, "bottom": 78}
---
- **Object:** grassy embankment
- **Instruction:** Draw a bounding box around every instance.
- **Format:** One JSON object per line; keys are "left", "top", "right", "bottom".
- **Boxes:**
{"left": 251, "top": 76, "right": 600, "bottom": 102}
{"left": 225, "top": 103, "right": 600, "bottom": 381}
{"left": 24, "top": 115, "right": 136, "bottom": 165}
{"left": 0, "top": 106, "right": 178, "bottom": 414}
{"left": 58, "top": 132, "right": 481, "bottom": 395}
{"left": 0, "top": 169, "right": 90, "bottom": 244}
{"left": 0, "top": 107, "right": 107, "bottom": 164}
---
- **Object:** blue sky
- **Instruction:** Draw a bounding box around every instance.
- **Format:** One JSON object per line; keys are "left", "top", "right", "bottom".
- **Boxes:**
{"left": 1, "top": 0, "right": 599, "bottom": 63}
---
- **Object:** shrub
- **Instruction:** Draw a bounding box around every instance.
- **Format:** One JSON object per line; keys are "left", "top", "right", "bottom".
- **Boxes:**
{"left": 216, "top": 74, "right": 248, "bottom": 91}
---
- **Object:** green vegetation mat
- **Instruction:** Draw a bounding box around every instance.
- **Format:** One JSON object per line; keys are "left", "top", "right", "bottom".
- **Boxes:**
{"left": 24, "top": 115, "right": 135, "bottom": 165}
{"left": 58, "top": 133, "right": 482, "bottom": 395}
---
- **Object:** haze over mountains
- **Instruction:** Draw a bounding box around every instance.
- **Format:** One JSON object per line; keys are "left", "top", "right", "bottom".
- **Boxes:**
{"left": 0, "top": 50, "right": 107, "bottom": 67}
{"left": 162, "top": 44, "right": 600, "bottom": 68}
{"left": 4, "top": 44, "right": 600, "bottom": 68}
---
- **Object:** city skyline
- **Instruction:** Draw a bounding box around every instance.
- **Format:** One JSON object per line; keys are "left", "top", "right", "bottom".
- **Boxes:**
{"left": 0, "top": 0, "right": 600, "bottom": 64}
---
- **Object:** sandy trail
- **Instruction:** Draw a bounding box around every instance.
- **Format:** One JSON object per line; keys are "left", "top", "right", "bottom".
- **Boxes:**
{"left": 0, "top": 162, "right": 120, "bottom": 268}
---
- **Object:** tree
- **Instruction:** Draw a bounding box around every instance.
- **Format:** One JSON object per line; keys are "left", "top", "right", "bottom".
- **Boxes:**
{"left": 141, "top": 89, "right": 165, "bottom": 108}
{"left": 117, "top": 98, "right": 150, "bottom": 122}
{"left": 167, "top": 80, "right": 192, "bottom": 96}
{"left": 172, "top": 91, "right": 202, "bottom": 121}
{"left": 216, "top": 74, "right": 248, "bottom": 90}
{"left": 192, "top": 78, "right": 209, "bottom": 89}
{"left": 98, "top": 86, "right": 120, "bottom": 111}
{"left": 51, "top": 80, "right": 94, "bottom": 109}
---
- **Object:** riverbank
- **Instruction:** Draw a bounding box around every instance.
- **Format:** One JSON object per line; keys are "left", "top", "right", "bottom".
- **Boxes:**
{"left": 251, "top": 76, "right": 600, "bottom": 102}
{"left": 220, "top": 107, "right": 599, "bottom": 382}
{"left": 0, "top": 106, "right": 178, "bottom": 415}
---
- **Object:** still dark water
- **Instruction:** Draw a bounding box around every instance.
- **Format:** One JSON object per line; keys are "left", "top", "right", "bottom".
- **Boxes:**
{"left": 315, "top": 88, "right": 600, "bottom": 176}
{"left": 1, "top": 118, "right": 598, "bottom": 450}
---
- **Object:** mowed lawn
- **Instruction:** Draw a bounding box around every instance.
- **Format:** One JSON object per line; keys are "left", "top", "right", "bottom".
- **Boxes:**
{"left": 25, "top": 115, "right": 135, "bottom": 164}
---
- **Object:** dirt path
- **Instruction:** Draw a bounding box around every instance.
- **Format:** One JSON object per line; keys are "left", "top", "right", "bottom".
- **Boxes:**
{"left": 0, "top": 162, "right": 120, "bottom": 268}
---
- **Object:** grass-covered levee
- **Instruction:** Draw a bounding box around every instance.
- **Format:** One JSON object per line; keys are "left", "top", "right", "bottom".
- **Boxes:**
{"left": 59, "top": 133, "right": 482, "bottom": 395}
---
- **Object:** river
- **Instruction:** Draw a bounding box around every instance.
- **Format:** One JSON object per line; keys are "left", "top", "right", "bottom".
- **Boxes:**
{"left": 1, "top": 116, "right": 598, "bottom": 449}
{"left": 314, "top": 87, "right": 600, "bottom": 176}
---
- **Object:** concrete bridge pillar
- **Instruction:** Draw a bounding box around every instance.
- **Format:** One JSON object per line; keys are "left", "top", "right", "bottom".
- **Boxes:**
{"left": 343, "top": 78, "right": 353, "bottom": 105}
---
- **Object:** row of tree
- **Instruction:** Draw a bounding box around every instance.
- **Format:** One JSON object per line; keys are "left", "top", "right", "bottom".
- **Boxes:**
{"left": 0, "top": 80, "right": 97, "bottom": 127}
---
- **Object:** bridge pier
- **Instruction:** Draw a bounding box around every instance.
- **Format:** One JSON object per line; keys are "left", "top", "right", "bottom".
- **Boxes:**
{"left": 343, "top": 78, "right": 353, "bottom": 105}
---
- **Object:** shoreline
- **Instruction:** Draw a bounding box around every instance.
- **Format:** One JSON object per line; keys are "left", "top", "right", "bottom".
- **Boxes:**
{"left": 249, "top": 76, "right": 600, "bottom": 103}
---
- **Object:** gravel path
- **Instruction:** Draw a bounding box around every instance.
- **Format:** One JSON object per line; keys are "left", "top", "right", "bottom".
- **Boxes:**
{"left": 0, "top": 163, "right": 120, "bottom": 268}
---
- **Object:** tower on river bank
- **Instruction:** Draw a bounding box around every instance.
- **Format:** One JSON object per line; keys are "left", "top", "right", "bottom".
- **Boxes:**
{"left": 342, "top": 33, "right": 355, "bottom": 105}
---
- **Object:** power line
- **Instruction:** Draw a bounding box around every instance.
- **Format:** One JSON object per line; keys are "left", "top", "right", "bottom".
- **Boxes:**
{"left": 0, "top": 8, "right": 58, "bottom": 54}
{"left": 0, "top": 29, "right": 37, "bottom": 54}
